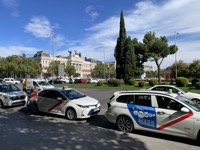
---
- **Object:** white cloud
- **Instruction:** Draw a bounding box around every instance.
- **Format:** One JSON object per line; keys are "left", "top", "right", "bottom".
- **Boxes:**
{"left": 1, "top": 0, "right": 19, "bottom": 17}
{"left": 0, "top": 46, "right": 40, "bottom": 57}
{"left": 85, "top": 5, "right": 99, "bottom": 20}
{"left": 24, "top": 16, "right": 54, "bottom": 38}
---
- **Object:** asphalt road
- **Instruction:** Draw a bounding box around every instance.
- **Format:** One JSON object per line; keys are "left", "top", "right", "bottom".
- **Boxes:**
{"left": 0, "top": 88, "right": 199, "bottom": 150}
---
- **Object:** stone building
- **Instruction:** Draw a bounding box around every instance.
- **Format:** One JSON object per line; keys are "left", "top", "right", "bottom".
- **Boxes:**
{"left": 33, "top": 50, "right": 97, "bottom": 78}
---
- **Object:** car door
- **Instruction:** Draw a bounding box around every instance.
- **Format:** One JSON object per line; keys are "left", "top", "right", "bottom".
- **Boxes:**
{"left": 127, "top": 94, "right": 157, "bottom": 130}
{"left": 155, "top": 95, "right": 194, "bottom": 137}
{"left": 37, "top": 90, "right": 63, "bottom": 113}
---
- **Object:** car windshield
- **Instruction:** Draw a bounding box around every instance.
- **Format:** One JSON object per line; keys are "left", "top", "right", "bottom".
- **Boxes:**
{"left": 176, "top": 95, "right": 200, "bottom": 111}
{"left": 38, "top": 81, "right": 51, "bottom": 86}
{"left": 61, "top": 89, "right": 86, "bottom": 100}
{"left": 0, "top": 84, "right": 21, "bottom": 93}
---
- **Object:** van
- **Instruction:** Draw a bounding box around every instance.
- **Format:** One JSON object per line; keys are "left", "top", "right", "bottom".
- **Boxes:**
{"left": 26, "top": 79, "right": 54, "bottom": 92}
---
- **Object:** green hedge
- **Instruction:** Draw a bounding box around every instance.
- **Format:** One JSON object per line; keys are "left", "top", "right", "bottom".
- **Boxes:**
{"left": 128, "top": 79, "right": 136, "bottom": 85}
{"left": 176, "top": 77, "right": 188, "bottom": 87}
{"left": 149, "top": 79, "right": 158, "bottom": 86}
{"left": 195, "top": 82, "right": 200, "bottom": 89}
{"left": 138, "top": 81, "right": 146, "bottom": 87}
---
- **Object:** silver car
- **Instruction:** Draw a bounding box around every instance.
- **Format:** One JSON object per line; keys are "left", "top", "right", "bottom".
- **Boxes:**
{"left": 0, "top": 83, "right": 27, "bottom": 108}
{"left": 105, "top": 90, "right": 200, "bottom": 145}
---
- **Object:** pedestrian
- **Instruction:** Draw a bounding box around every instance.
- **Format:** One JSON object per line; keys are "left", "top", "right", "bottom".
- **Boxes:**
{"left": 23, "top": 78, "right": 28, "bottom": 93}
{"left": 26, "top": 85, "right": 38, "bottom": 114}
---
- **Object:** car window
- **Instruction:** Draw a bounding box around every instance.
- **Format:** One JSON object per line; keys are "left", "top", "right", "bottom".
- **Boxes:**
{"left": 0, "top": 84, "right": 20, "bottom": 92}
{"left": 168, "top": 87, "right": 179, "bottom": 93}
{"left": 152, "top": 87, "right": 167, "bottom": 91}
{"left": 116, "top": 95, "right": 134, "bottom": 103}
{"left": 39, "top": 90, "right": 66, "bottom": 100}
{"left": 135, "top": 95, "right": 152, "bottom": 107}
{"left": 61, "top": 89, "right": 86, "bottom": 100}
{"left": 156, "top": 96, "right": 183, "bottom": 111}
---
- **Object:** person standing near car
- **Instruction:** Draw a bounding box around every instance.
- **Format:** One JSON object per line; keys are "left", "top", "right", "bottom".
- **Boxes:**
{"left": 26, "top": 85, "right": 38, "bottom": 114}
{"left": 23, "top": 78, "right": 28, "bottom": 93}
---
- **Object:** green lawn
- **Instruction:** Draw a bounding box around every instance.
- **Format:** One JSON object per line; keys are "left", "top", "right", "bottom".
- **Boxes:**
{"left": 54, "top": 83, "right": 200, "bottom": 93}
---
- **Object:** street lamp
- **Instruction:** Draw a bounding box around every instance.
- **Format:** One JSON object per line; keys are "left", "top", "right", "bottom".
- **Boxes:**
{"left": 174, "top": 31, "right": 179, "bottom": 79}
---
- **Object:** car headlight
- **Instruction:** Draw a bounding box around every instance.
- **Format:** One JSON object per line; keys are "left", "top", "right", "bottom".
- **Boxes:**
{"left": 77, "top": 104, "right": 89, "bottom": 108}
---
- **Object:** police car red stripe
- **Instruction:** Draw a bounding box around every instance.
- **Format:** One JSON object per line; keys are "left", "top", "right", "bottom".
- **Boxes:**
{"left": 157, "top": 113, "right": 193, "bottom": 130}
{"left": 48, "top": 100, "right": 64, "bottom": 112}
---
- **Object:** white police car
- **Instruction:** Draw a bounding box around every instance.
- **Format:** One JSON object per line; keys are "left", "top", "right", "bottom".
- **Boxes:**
{"left": 0, "top": 83, "right": 27, "bottom": 108}
{"left": 105, "top": 90, "right": 200, "bottom": 145}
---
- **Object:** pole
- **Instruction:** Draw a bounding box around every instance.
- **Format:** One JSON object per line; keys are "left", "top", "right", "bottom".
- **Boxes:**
{"left": 51, "top": 32, "right": 55, "bottom": 83}
{"left": 174, "top": 31, "right": 179, "bottom": 79}
{"left": 104, "top": 47, "right": 105, "bottom": 79}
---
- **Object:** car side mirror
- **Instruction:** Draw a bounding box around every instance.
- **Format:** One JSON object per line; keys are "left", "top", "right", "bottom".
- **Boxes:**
{"left": 181, "top": 107, "right": 190, "bottom": 113}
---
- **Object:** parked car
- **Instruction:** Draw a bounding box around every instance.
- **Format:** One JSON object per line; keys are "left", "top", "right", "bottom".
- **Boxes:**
{"left": 87, "top": 78, "right": 98, "bottom": 84}
{"left": 32, "top": 88, "right": 101, "bottom": 120}
{"left": 3, "top": 78, "right": 21, "bottom": 84}
{"left": 147, "top": 85, "right": 200, "bottom": 105}
{"left": 105, "top": 90, "right": 200, "bottom": 145}
{"left": 26, "top": 79, "right": 54, "bottom": 92}
{"left": 0, "top": 83, "right": 28, "bottom": 108}
{"left": 74, "top": 79, "right": 87, "bottom": 84}
{"left": 48, "top": 79, "right": 68, "bottom": 84}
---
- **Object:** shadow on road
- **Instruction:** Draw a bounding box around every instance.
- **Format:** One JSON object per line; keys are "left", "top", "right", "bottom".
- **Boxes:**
{"left": 0, "top": 107, "right": 147, "bottom": 150}
{"left": 87, "top": 115, "right": 198, "bottom": 147}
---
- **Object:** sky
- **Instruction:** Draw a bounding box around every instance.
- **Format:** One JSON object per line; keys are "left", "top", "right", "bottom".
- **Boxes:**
{"left": 0, "top": 0, "right": 200, "bottom": 69}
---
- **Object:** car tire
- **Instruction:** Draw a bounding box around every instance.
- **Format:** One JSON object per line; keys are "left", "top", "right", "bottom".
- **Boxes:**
{"left": 65, "top": 108, "right": 77, "bottom": 120}
{"left": 191, "top": 99, "right": 200, "bottom": 105}
{"left": 116, "top": 116, "right": 134, "bottom": 133}
{"left": 0, "top": 100, "right": 4, "bottom": 108}
{"left": 197, "top": 130, "right": 200, "bottom": 146}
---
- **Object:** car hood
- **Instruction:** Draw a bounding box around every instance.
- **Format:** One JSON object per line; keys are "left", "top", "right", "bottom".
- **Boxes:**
{"left": 6, "top": 91, "right": 27, "bottom": 96}
{"left": 71, "top": 96, "right": 99, "bottom": 105}
{"left": 41, "top": 85, "right": 55, "bottom": 89}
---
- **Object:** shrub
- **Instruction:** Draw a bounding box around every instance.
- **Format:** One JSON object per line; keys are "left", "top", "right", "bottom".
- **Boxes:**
{"left": 195, "top": 82, "right": 200, "bottom": 89}
{"left": 176, "top": 77, "right": 188, "bottom": 87}
{"left": 107, "top": 79, "right": 115, "bottom": 86}
{"left": 162, "top": 82, "right": 170, "bottom": 85}
{"left": 97, "top": 80, "right": 103, "bottom": 86}
{"left": 112, "top": 79, "right": 121, "bottom": 87}
{"left": 149, "top": 79, "right": 158, "bottom": 86}
{"left": 138, "top": 81, "right": 146, "bottom": 87}
{"left": 192, "top": 78, "right": 199, "bottom": 85}
{"left": 128, "top": 79, "right": 136, "bottom": 85}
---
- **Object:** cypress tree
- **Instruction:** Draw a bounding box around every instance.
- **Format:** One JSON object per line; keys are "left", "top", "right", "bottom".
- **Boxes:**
{"left": 114, "top": 10, "right": 127, "bottom": 79}
{"left": 124, "top": 36, "right": 135, "bottom": 83}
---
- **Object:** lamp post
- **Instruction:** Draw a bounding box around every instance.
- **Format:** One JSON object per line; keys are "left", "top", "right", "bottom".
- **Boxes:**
{"left": 174, "top": 31, "right": 179, "bottom": 79}
{"left": 51, "top": 32, "right": 55, "bottom": 82}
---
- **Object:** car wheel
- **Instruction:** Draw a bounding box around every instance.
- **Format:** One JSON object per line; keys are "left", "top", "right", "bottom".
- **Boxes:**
{"left": 0, "top": 100, "right": 4, "bottom": 108}
{"left": 197, "top": 130, "right": 200, "bottom": 146}
{"left": 117, "top": 116, "right": 134, "bottom": 133}
{"left": 65, "top": 108, "right": 77, "bottom": 120}
{"left": 191, "top": 99, "right": 200, "bottom": 105}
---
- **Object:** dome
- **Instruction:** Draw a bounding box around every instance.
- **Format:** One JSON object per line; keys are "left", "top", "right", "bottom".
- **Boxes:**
{"left": 34, "top": 51, "right": 50, "bottom": 58}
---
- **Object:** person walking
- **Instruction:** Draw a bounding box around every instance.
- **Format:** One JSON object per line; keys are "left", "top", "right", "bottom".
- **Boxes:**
{"left": 26, "top": 85, "right": 38, "bottom": 114}
{"left": 23, "top": 78, "right": 28, "bottom": 93}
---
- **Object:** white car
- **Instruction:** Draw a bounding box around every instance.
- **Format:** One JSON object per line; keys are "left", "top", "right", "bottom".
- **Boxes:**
{"left": 0, "top": 83, "right": 28, "bottom": 108}
{"left": 105, "top": 90, "right": 200, "bottom": 145}
{"left": 32, "top": 88, "right": 101, "bottom": 120}
{"left": 147, "top": 85, "right": 200, "bottom": 105}
{"left": 3, "top": 78, "right": 21, "bottom": 84}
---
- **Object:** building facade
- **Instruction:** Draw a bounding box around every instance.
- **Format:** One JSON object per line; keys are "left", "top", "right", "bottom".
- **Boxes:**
{"left": 33, "top": 50, "right": 97, "bottom": 78}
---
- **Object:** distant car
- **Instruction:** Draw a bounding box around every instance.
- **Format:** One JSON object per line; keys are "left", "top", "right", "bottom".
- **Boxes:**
{"left": 0, "top": 83, "right": 28, "bottom": 108}
{"left": 26, "top": 79, "right": 54, "bottom": 92}
{"left": 74, "top": 79, "right": 87, "bottom": 84}
{"left": 87, "top": 78, "right": 98, "bottom": 84}
{"left": 3, "top": 78, "right": 21, "bottom": 84}
{"left": 105, "top": 90, "right": 200, "bottom": 145}
{"left": 32, "top": 88, "right": 101, "bottom": 120}
{"left": 48, "top": 79, "right": 67, "bottom": 84}
{"left": 147, "top": 85, "right": 200, "bottom": 105}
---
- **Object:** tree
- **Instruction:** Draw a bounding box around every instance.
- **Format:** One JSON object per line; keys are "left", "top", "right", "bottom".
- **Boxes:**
{"left": 123, "top": 36, "right": 136, "bottom": 83}
{"left": 143, "top": 32, "right": 177, "bottom": 83}
{"left": 114, "top": 10, "right": 127, "bottom": 79}
{"left": 47, "top": 60, "right": 60, "bottom": 76}
{"left": 189, "top": 60, "right": 200, "bottom": 78}
{"left": 132, "top": 38, "right": 148, "bottom": 78}
{"left": 171, "top": 60, "right": 189, "bottom": 78}
{"left": 91, "top": 63, "right": 104, "bottom": 78}
{"left": 65, "top": 64, "right": 76, "bottom": 77}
